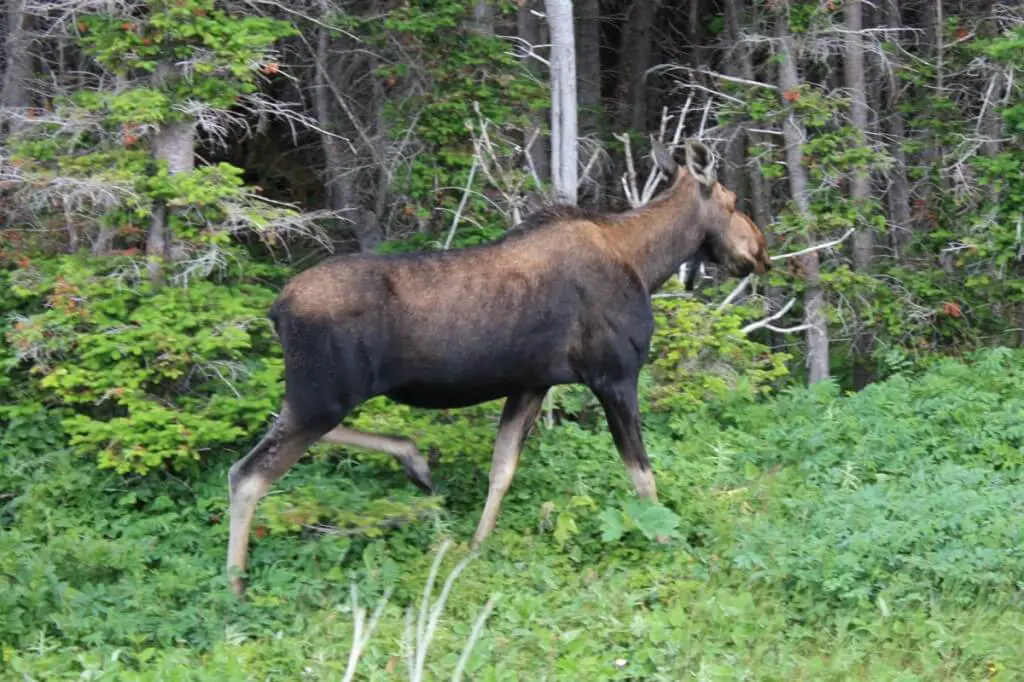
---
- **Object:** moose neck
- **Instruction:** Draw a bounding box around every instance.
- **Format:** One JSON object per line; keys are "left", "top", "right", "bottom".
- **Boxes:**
{"left": 606, "top": 173, "right": 706, "bottom": 293}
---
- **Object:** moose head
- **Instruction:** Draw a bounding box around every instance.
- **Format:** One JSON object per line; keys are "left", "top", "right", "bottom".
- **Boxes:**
{"left": 651, "top": 139, "right": 772, "bottom": 289}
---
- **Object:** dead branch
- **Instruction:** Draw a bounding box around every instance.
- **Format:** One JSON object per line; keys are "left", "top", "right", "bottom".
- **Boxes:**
{"left": 614, "top": 132, "right": 641, "bottom": 207}
{"left": 506, "top": 36, "right": 551, "bottom": 67}
{"left": 577, "top": 136, "right": 611, "bottom": 192}
{"left": 15, "top": 175, "right": 139, "bottom": 215}
{"left": 668, "top": 65, "right": 779, "bottom": 92}
{"left": 712, "top": 228, "right": 856, "bottom": 314}
{"left": 770, "top": 228, "right": 856, "bottom": 261}
{"left": 443, "top": 155, "right": 479, "bottom": 249}
{"left": 741, "top": 297, "right": 796, "bottom": 334}
{"left": 239, "top": 0, "right": 361, "bottom": 39}
{"left": 646, "top": 65, "right": 747, "bottom": 105}
{"left": 716, "top": 274, "right": 752, "bottom": 310}
{"left": 234, "top": 93, "right": 348, "bottom": 146}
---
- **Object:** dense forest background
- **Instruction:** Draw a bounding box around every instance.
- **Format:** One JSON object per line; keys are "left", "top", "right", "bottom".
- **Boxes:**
{"left": 1, "top": 1, "right": 1024, "bottom": 679}
{"left": 2, "top": 0, "right": 1022, "bottom": 395}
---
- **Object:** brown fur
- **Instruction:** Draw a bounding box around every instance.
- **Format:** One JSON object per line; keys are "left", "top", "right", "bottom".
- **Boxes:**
{"left": 225, "top": 141, "right": 771, "bottom": 595}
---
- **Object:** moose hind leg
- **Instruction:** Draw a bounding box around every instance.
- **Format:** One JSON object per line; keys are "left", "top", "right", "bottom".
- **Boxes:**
{"left": 471, "top": 388, "right": 548, "bottom": 548}
{"left": 226, "top": 405, "right": 336, "bottom": 596}
{"left": 319, "top": 426, "right": 434, "bottom": 494}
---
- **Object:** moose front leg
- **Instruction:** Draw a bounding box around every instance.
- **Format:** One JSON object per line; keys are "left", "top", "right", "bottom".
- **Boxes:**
{"left": 471, "top": 388, "right": 548, "bottom": 547}
{"left": 593, "top": 380, "right": 658, "bottom": 501}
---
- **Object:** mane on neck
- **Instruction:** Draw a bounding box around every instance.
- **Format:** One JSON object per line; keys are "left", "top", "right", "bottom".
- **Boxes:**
{"left": 498, "top": 171, "right": 709, "bottom": 292}
{"left": 604, "top": 170, "right": 706, "bottom": 291}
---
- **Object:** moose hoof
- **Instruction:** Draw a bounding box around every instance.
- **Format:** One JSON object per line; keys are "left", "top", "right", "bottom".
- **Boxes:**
{"left": 404, "top": 459, "right": 435, "bottom": 495}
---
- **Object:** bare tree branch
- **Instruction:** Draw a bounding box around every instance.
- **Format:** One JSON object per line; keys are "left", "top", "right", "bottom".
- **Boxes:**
{"left": 443, "top": 155, "right": 478, "bottom": 250}
{"left": 741, "top": 297, "right": 796, "bottom": 334}
{"left": 770, "top": 228, "right": 856, "bottom": 261}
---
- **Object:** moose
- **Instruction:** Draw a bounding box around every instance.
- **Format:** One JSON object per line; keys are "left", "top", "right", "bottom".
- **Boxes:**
{"left": 226, "top": 139, "right": 771, "bottom": 595}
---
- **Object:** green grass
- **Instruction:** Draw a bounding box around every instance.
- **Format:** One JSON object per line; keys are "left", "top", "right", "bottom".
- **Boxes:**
{"left": 3, "top": 349, "right": 1024, "bottom": 680}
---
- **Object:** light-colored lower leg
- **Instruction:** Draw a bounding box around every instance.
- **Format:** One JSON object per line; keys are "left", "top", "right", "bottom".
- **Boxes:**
{"left": 225, "top": 418, "right": 319, "bottom": 596}
{"left": 597, "top": 390, "right": 668, "bottom": 541}
{"left": 626, "top": 462, "right": 658, "bottom": 501}
{"left": 320, "top": 425, "right": 433, "bottom": 493}
{"left": 471, "top": 390, "right": 546, "bottom": 547}
{"left": 625, "top": 464, "right": 669, "bottom": 543}
{"left": 226, "top": 471, "right": 270, "bottom": 595}
{"left": 471, "top": 440, "right": 520, "bottom": 547}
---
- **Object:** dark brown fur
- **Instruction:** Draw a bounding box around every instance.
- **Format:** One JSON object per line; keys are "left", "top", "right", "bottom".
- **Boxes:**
{"left": 225, "top": 141, "right": 771, "bottom": 595}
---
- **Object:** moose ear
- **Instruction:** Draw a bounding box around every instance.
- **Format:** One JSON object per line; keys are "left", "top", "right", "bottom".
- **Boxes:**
{"left": 650, "top": 137, "right": 678, "bottom": 177}
{"left": 685, "top": 140, "right": 717, "bottom": 188}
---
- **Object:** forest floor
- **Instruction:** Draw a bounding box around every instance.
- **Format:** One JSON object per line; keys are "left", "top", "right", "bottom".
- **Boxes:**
{"left": 3, "top": 349, "right": 1024, "bottom": 680}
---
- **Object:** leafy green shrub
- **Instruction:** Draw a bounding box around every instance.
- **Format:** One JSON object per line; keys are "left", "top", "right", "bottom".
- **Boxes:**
{"left": 5, "top": 0, "right": 304, "bottom": 269}
{"left": 598, "top": 498, "right": 682, "bottom": 543}
{"left": 722, "top": 346, "right": 1024, "bottom": 479}
{"left": 647, "top": 295, "right": 791, "bottom": 415}
{"left": 735, "top": 464, "right": 1024, "bottom": 608}
{"left": 697, "top": 348, "right": 1024, "bottom": 609}
{"left": 4, "top": 256, "right": 283, "bottom": 473}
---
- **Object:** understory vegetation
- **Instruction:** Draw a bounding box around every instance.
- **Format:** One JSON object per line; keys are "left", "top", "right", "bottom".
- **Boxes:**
{"left": 3, "top": 348, "right": 1024, "bottom": 680}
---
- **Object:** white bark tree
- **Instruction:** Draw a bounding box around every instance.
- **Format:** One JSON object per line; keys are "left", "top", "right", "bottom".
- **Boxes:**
{"left": 546, "top": 0, "right": 578, "bottom": 204}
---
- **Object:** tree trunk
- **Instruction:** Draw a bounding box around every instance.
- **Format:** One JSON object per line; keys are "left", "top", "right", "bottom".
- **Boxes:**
{"left": 923, "top": 0, "right": 948, "bottom": 199}
{"left": 979, "top": 74, "right": 1006, "bottom": 161}
{"left": 546, "top": 0, "right": 578, "bottom": 204}
{"left": 720, "top": 0, "right": 748, "bottom": 207}
{"left": 519, "top": 0, "right": 550, "bottom": 185}
{"left": 615, "top": 0, "right": 658, "bottom": 132}
{"left": 148, "top": 64, "right": 195, "bottom": 284}
{"left": 465, "top": 0, "right": 495, "bottom": 35}
{"left": 314, "top": 28, "right": 381, "bottom": 251}
{"left": 368, "top": 56, "right": 388, "bottom": 245}
{"left": 315, "top": 28, "right": 352, "bottom": 246}
{"left": 575, "top": 0, "right": 602, "bottom": 137}
{"left": 885, "top": 104, "right": 913, "bottom": 254}
{"left": 148, "top": 121, "right": 194, "bottom": 284}
{"left": 844, "top": 0, "right": 872, "bottom": 271}
{"left": 844, "top": 0, "right": 874, "bottom": 389}
{"left": 725, "top": 0, "right": 783, "bottom": 347}
{"left": 724, "top": 0, "right": 770, "bottom": 229}
{"left": 776, "top": 5, "right": 829, "bottom": 385}
{"left": 883, "top": 0, "right": 912, "bottom": 257}
{"left": 687, "top": 0, "right": 704, "bottom": 73}
{"left": 978, "top": 51, "right": 1006, "bottom": 202}
{"left": 1, "top": 0, "right": 32, "bottom": 133}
